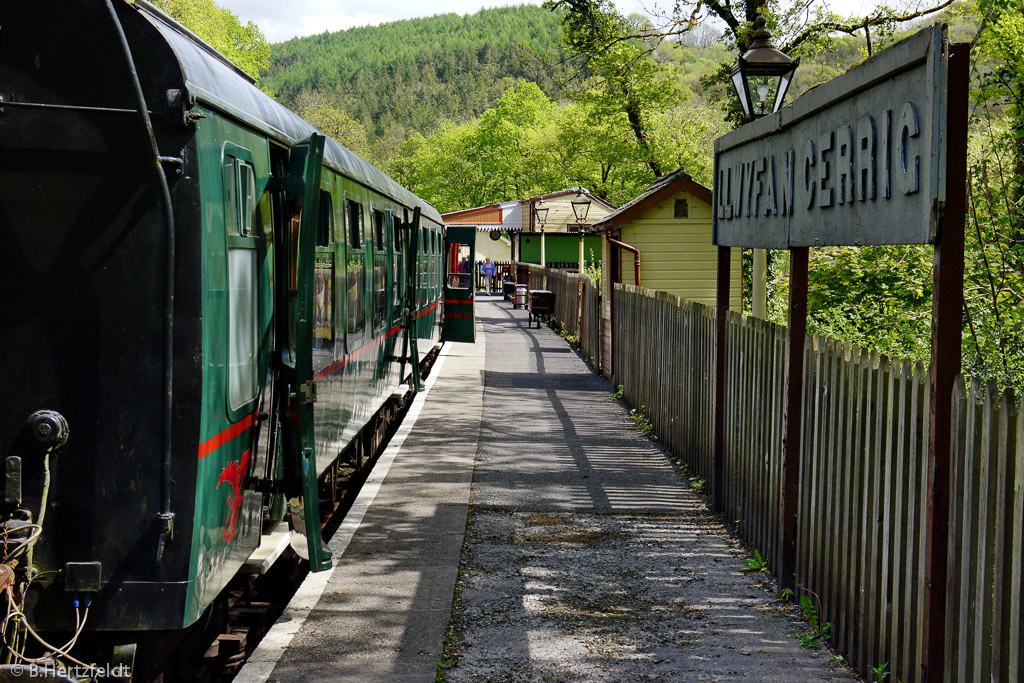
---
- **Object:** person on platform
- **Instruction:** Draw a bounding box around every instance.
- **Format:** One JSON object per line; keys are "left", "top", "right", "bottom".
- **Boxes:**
{"left": 481, "top": 257, "right": 496, "bottom": 295}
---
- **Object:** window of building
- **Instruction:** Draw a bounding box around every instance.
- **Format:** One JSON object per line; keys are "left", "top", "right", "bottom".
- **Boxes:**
{"left": 674, "top": 198, "right": 689, "bottom": 219}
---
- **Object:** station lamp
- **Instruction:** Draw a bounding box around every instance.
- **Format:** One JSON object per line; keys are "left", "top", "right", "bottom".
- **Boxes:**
{"left": 730, "top": 13, "right": 799, "bottom": 121}
{"left": 534, "top": 201, "right": 549, "bottom": 226}
{"left": 570, "top": 189, "right": 592, "bottom": 274}
{"left": 534, "top": 201, "right": 549, "bottom": 269}
{"left": 570, "top": 189, "right": 591, "bottom": 225}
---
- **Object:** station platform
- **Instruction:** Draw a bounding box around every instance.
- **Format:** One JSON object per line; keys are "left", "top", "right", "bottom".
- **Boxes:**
{"left": 237, "top": 297, "right": 853, "bottom": 683}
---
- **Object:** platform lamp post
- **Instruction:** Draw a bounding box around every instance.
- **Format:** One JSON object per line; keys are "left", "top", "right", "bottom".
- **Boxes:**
{"left": 730, "top": 12, "right": 798, "bottom": 320}
{"left": 571, "top": 188, "right": 591, "bottom": 275}
{"left": 534, "top": 201, "right": 549, "bottom": 268}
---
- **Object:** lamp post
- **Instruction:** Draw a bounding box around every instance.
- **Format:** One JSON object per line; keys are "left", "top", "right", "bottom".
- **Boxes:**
{"left": 730, "top": 12, "right": 798, "bottom": 319}
{"left": 729, "top": 13, "right": 799, "bottom": 122}
{"left": 534, "top": 201, "right": 549, "bottom": 269}
{"left": 571, "top": 189, "right": 591, "bottom": 275}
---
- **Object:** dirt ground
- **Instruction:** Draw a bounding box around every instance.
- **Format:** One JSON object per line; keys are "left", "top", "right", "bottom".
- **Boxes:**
{"left": 438, "top": 506, "right": 858, "bottom": 682}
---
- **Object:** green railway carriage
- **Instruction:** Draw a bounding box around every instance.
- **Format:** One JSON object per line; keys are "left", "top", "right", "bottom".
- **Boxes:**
{"left": 0, "top": 0, "right": 445, "bottom": 670}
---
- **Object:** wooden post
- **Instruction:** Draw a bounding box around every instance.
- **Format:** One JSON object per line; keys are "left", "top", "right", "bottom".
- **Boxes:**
{"left": 713, "top": 246, "right": 730, "bottom": 513}
{"left": 779, "top": 246, "right": 808, "bottom": 590}
{"left": 753, "top": 249, "right": 767, "bottom": 318}
{"left": 921, "top": 42, "right": 969, "bottom": 683}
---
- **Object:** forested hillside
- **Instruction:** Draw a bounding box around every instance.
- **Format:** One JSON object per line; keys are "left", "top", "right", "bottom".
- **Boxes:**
{"left": 263, "top": 6, "right": 570, "bottom": 157}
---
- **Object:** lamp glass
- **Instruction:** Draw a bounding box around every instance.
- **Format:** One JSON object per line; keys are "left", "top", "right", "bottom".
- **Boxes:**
{"left": 535, "top": 204, "right": 549, "bottom": 224}
{"left": 570, "top": 192, "right": 591, "bottom": 223}
{"left": 730, "top": 67, "right": 751, "bottom": 118}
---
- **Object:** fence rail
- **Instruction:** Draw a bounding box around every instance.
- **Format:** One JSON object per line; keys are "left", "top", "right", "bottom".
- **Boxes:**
{"left": 585, "top": 280, "right": 1022, "bottom": 682}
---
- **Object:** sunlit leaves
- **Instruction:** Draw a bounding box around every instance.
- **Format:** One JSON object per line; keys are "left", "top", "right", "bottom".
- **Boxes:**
{"left": 151, "top": 0, "right": 270, "bottom": 80}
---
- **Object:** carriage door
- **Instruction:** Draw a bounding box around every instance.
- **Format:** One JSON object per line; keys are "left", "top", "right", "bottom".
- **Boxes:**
{"left": 278, "top": 134, "right": 332, "bottom": 571}
{"left": 443, "top": 225, "right": 476, "bottom": 343}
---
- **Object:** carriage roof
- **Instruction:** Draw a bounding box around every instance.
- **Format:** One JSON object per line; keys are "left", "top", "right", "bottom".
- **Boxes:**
{"left": 132, "top": 0, "right": 443, "bottom": 225}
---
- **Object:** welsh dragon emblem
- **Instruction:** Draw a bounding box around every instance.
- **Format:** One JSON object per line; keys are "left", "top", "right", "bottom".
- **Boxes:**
{"left": 217, "top": 450, "right": 251, "bottom": 541}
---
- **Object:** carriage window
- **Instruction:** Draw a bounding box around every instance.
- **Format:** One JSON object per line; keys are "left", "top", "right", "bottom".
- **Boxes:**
{"left": 224, "top": 156, "right": 256, "bottom": 237}
{"left": 314, "top": 190, "right": 334, "bottom": 363}
{"left": 346, "top": 200, "right": 363, "bottom": 248}
{"left": 318, "top": 190, "right": 333, "bottom": 247}
{"left": 224, "top": 150, "right": 258, "bottom": 409}
{"left": 313, "top": 251, "right": 334, "bottom": 363}
{"left": 347, "top": 253, "right": 364, "bottom": 336}
{"left": 391, "top": 214, "right": 403, "bottom": 307}
{"left": 373, "top": 210, "right": 385, "bottom": 251}
{"left": 372, "top": 210, "right": 388, "bottom": 333}
{"left": 447, "top": 242, "right": 472, "bottom": 290}
{"left": 228, "top": 248, "right": 258, "bottom": 407}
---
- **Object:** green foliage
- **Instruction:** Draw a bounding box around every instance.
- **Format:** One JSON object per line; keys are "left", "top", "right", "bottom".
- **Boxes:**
{"left": 609, "top": 385, "right": 623, "bottom": 401}
{"left": 264, "top": 6, "right": 570, "bottom": 160}
{"left": 557, "top": 327, "right": 580, "bottom": 345}
{"left": 391, "top": 82, "right": 674, "bottom": 210}
{"left": 790, "top": 592, "right": 832, "bottom": 649}
{"left": 870, "top": 661, "right": 891, "bottom": 682}
{"left": 292, "top": 90, "right": 369, "bottom": 157}
{"left": 629, "top": 405, "right": 655, "bottom": 437}
{"left": 688, "top": 475, "right": 705, "bottom": 493}
{"left": 805, "top": 245, "right": 934, "bottom": 363}
{"left": 963, "top": 0, "right": 1024, "bottom": 389}
{"left": 741, "top": 549, "right": 769, "bottom": 573}
{"left": 780, "top": 587, "right": 795, "bottom": 602}
{"left": 152, "top": 0, "right": 270, "bottom": 80}
{"left": 547, "top": 0, "right": 680, "bottom": 177}
{"left": 584, "top": 249, "right": 601, "bottom": 288}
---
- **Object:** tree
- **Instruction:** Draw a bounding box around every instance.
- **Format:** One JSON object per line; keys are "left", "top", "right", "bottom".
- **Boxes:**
{"left": 548, "top": 0, "right": 959, "bottom": 126}
{"left": 292, "top": 90, "right": 369, "bottom": 158}
{"left": 544, "top": 0, "right": 680, "bottom": 177}
{"left": 151, "top": 0, "right": 270, "bottom": 80}
{"left": 961, "top": 0, "right": 1024, "bottom": 387}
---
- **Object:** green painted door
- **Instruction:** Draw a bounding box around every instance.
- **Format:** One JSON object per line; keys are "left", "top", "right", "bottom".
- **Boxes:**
{"left": 279, "top": 134, "right": 332, "bottom": 571}
{"left": 444, "top": 225, "right": 476, "bottom": 343}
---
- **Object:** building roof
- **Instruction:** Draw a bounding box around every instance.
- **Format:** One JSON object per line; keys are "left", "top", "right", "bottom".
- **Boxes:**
{"left": 441, "top": 203, "right": 503, "bottom": 224}
{"left": 589, "top": 168, "right": 711, "bottom": 233}
{"left": 531, "top": 187, "right": 617, "bottom": 211}
{"left": 441, "top": 189, "right": 615, "bottom": 232}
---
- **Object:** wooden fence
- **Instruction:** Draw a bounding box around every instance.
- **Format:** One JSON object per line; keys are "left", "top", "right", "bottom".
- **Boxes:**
{"left": 606, "top": 282, "right": 1022, "bottom": 683}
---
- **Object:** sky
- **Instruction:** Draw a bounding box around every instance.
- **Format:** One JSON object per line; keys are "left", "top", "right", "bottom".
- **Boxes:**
{"left": 215, "top": 0, "right": 879, "bottom": 44}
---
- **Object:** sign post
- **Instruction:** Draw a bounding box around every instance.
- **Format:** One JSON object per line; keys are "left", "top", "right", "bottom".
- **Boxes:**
{"left": 711, "top": 25, "right": 966, "bottom": 677}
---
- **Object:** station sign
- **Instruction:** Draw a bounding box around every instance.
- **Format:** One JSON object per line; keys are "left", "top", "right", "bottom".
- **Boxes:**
{"left": 713, "top": 25, "right": 948, "bottom": 248}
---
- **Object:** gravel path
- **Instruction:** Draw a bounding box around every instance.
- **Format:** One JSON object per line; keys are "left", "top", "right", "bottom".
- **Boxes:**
{"left": 438, "top": 298, "right": 855, "bottom": 682}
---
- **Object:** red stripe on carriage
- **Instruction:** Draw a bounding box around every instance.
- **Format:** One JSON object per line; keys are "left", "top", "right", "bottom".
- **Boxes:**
{"left": 198, "top": 412, "right": 255, "bottom": 459}
{"left": 310, "top": 318, "right": 421, "bottom": 382}
{"left": 417, "top": 301, "right": 439, "bottom": 317}
{"left": 199, "top": 303, "right": 437, "bottom": 458}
